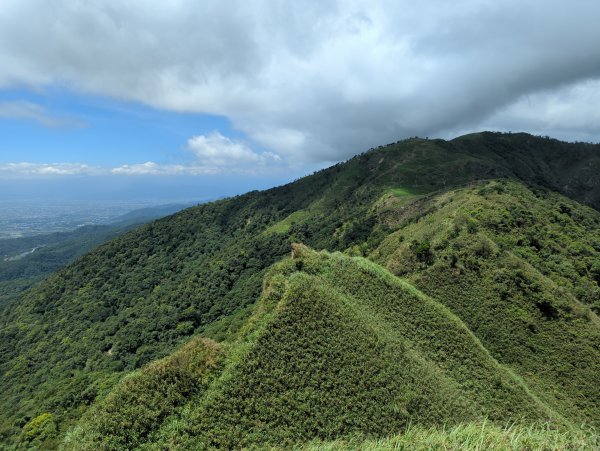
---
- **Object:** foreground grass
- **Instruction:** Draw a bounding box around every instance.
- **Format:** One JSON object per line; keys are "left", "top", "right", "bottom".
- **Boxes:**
{"left": 298, "top": 422, "right": 599, "bottom": 451}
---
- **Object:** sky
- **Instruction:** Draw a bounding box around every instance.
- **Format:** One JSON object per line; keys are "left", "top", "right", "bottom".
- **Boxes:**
{"left": 1, "top": 0, "right": 600, "bottom": 202}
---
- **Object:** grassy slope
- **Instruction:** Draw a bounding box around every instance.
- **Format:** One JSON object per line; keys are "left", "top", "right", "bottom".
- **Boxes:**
{"left": 372, "top": 179, "right": 600, "bottom": 426}
{"left": 1, "top": 133, "right": 599, "bottom": 445}
{"left": 66, "top": 181, "right": 600, "bottom": 449}
{"left": 68, "top": 247, "right": 572, "bottom": 449}
{"left": 59, "top": 338, "right": 221, "bottom": 451}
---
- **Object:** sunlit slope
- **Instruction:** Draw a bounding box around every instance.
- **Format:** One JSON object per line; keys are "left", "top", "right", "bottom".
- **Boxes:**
{"left": 372, "top": 179, "right": 600, "bottom": 426}
{"left": 70, "top": 247, "right": 564, "bottom": 449}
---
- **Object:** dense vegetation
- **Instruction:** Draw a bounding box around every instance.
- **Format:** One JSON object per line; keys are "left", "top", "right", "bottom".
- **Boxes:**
{"left": 0, "top": 204, "right": 188, "bottom": 308}
{"left": 0, "top": 132, "right": 599, "bottom": 448}
{"left": 156, "top": 248, "right": 556, "bottom": 448}
{"left": 64, "top": 246, "right": 596, "bottom": 449}
{"left": 372, "top": 180, "right": 600, "bottom": 424}
{"left": 64, "top": 337, "right": 221, "bottom": 450}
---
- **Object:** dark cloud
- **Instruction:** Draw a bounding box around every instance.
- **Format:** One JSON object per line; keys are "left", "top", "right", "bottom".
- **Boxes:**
{"left": 2, "top": 0, "right": 600, "bottom": 164}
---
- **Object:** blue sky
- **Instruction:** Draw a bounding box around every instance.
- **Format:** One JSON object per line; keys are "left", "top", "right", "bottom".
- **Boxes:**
{"left": 0, "top": 86, "right": 314, "bottom": 201}
{"left": 0, "top": 87, "right": 232, "bottom": 165}
{"left": 1, "top": 1, "right": 600, "bottom": 202}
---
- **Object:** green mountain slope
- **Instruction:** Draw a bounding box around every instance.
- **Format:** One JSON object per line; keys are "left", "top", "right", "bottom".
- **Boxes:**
{"left": 0, "top": 132, "right": 599, "bottom": 447}
{"left": 65, "top": 247, "right": 559, "bottom": 449}
{"left": 63, "top": 337, "right": 222, "bottom": 450}
{"left": 0, "top": 203, "right": 190, "bottom": 309}
{"left": 371, "top": 180, "right": 600, "bottom": 425}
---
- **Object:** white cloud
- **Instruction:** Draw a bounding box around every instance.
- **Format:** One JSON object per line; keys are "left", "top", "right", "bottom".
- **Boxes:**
{"left": 112, "top": 162, "right": 174, "bottom": 175}
{"left": 476, "top": 80, "right": 600, "bottom": 142}
{"left": 109, "top": 132, "right": 282, "bottom": 175}
{"left": 1, "top": 1, "right": 600, "bottom": 160}
{"left": 110, "top": 161, "right": 219, "bottom": 176}
{"left": 186, "top": 131, "right": 280, "bottom": 167}
{"left": 0, "top": 162, "right": 98, "bottom": 176}
{"left": 1, "top": 160, "right": 227, "bottom": 177}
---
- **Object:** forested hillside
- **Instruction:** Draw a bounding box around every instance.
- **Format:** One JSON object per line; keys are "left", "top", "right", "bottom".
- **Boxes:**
{"left": 1, "top": 132, "right": 599, "bottom": 448}
{"left": 0, "top": 204, "right": 189, "bottom": 309}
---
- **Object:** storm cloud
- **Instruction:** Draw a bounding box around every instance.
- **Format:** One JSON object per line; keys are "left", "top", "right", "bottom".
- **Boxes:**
{"left": 2, "top": 0, "right": 600, "bottom": 163}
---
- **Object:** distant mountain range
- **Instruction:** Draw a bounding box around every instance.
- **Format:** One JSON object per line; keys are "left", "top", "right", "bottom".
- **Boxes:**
{"left": 1, "top": 132, "right": 599, "bottom": 449}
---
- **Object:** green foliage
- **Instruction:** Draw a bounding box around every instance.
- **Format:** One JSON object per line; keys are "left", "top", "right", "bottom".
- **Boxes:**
{"left": 373, "top": 180, "right": 600, "bottom": 426}
{"left": 0, "top": 132, "right": 599, "bottom": 445}
{"left": 410, "top": 240, "right": 434, "bottom": 264}
{"left": 19, "top": 413, "right": 57, "bottom": 449}
{"left": 102, "top": 248, "right": 556, "bottom": 449}
{"left": 591, "top": 260, "right": 600, "bottom": 285}
{"left": 0, "top": 220, "right": 162, "bottom": 309}
{"left": 63, "top": 337, "right": 221, "bottom": 450}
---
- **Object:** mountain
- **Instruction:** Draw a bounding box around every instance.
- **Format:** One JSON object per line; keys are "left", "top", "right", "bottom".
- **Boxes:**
{"left": 66, "top": 246, "right": 558, "bottom": 449}
{"left": 0, "top": 203, "right": 192, "bottom": 309}
{"left": 111, "top": 203, "right": 196, "bottom": 224}
{"left": 0, "top": 132, "right": 599, "bottom": 448}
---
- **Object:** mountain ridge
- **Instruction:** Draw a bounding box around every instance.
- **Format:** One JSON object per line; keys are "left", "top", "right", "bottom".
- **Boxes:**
{"left": 67, "top": 246, "right": 564, "bottom": 449}
{"left": 1, "top": 132, "right": 599, "bottom": 448}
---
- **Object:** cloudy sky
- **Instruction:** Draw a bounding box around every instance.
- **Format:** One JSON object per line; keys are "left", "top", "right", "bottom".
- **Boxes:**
{"left": 1, "top": 0, "right": 600, "bottom": 200}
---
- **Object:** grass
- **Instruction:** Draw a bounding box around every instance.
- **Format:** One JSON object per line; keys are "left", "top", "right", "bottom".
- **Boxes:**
{"left": 389, "top": 187, "right": 415, "bottom": 197}
{"left": 70, "top": 246, "right": 575, "bottom": 449}
{"left": 264, "top": 209, "right": 312, "bottom": 234}
{"left": 60, "top": 180, "right": 600, "bottom": 448}
{"left": 62, "top": 338, "right": 222, "bottom": 450}
{"left": 298, "top": 422, "right": 599, "bottom": 450}
{"left": 371, "top": 180, "right": 600, "bottom": 426}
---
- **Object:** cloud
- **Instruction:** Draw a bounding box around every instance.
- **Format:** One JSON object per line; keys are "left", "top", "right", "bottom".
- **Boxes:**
{"left": 0, "top": 162, "right": 99, "bottom": 176}
{"left": 1, "top": 161, "right": 224, "bottom": 177}
{"left": 186, "top": 131, "right": 280, "bottom": 167}
{"left": 110, "top": 162, "right": 218, "bottom": 176}
{"left": 108, "top": 131, "right": 282, "bottom": 175}
{"left": 478, "top": 80, "right": 600, "bottom": 143}
{"left": 111, "top": 162, "right": 182, "bottom": 175}
{"left": 0, "top": 101, "right": 84, "bottom": 127}
{"left": 111, "top": 132, "right": 282, "bottom": 175}
{"left": 1, "top": 1, "right": 600, "bottom": 162}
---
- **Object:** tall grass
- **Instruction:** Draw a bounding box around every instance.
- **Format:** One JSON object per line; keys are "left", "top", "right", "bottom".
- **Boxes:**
{"left": 299, "top": 422, "right": 599, "bottom": 451}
